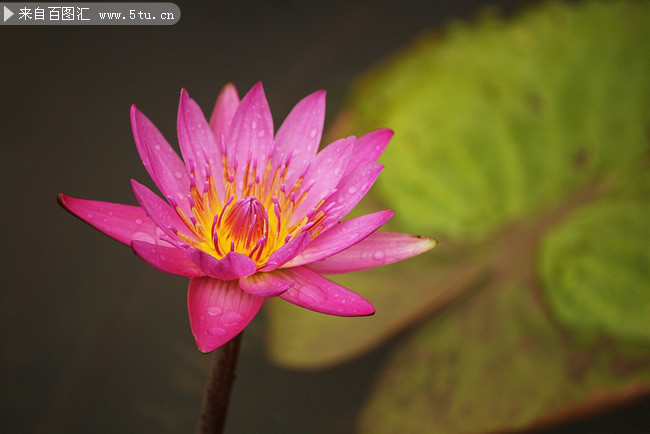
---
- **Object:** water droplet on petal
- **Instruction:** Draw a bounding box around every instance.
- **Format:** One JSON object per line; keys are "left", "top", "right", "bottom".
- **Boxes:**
{"left": 373, "top": 251, "right": 386, "bottom": 260}
{"left": 103, "top": 218, "right": 109, "bottom": 223}
{"left": 310, "top": 128, "right": 318, "bottom": 138}
{"left": 135, "top": 218, "right": 143, "bottom": 225}
{"left": 207, "top": 306, "right": 223, "bottom": 317}
{"left": 174, "top": 171, "right": 183, "bottom": 179}
{"left": 220, "top": 311, "right": 244, "bottom": 326}
{"left": 209, "top": 327, "right": 227, "bottom": 338}
{"left": 154, "top": 144, "right": 161, "bottom": 151}
{"left": 86, "top": 213, "right": 93, "bottom": 219}
{"left": 348, "top": 186, "right": 357, "bottom": 194}
{"left": 257, "top": 130, "right": 265, "bottom": 138}
{"left": 108, "top": 211, "right": 114, "bottom": 217}
{"left": 251, "top": 120, "right": 258, "bottom": 129}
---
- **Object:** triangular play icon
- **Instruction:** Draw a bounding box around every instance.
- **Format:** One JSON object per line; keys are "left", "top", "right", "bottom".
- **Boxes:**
{"left": 4, "top": 6, "right": 14, "bottom": 22}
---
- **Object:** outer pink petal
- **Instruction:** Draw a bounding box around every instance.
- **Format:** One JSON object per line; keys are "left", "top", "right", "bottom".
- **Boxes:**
{"left": 130, "top": 105, "right": 191, "bottom": 215}
{"left": 209, "top": 83, "right": 240, "bottom": 145}
{"left": 187, "top": 249, "right": 257, "bottom": 281}
{"left": 290, "top": 136, "right": 355, "bottom": 225}
{"left": 320, "top": 162, "right": 384, "bottom": 231}
{"left": 342, "top": 128, "right": 393, "bottom": 178}
{"left": 188, "top": 277, "right": 264, "bottom": 353}
{"left": 130, "top": 179, "right": 197, "bottom": 244}
{"left": 131, "top": 240, "right": 203, "bottom": 277}
{"left": 285, "top": 210, "right": 393, "bottom": 268}
{"left": 276, "top": 266, "right": 375, "bottom": 316}
{"left": 225, "top": 82, "right": 274, "bottom": 192}
{"left": 273, "top": 89, "right": 326, "bottom": 181}
{"left": 259, "top": 232, "right": 311, "bottom": 272}
{"left": 239, "top": 272, "right": 295, "bottom": 297}
{"left": 306, "top": 232, "right": 437, "bottom": 274}
{"left": 177, "top": 89, "right": 225, "bottom": 200}
{"left": 58, "top": 194, "right": 165, "bottom": 246}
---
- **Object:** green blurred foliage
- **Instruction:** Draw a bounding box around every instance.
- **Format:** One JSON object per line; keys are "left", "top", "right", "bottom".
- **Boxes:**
{"left": 266, "top": 1, "right": 650, "bottom": 431}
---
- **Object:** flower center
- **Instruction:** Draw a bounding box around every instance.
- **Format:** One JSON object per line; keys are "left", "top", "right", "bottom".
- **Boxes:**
{"left": 216, "top": 196, "right": 269, "bottom": 256}
{"left": 172, "top": 154, "right": 334, "bottom": 266}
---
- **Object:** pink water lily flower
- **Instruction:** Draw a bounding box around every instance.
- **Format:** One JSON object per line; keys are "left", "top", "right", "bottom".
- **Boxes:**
{"left": 59, "top": 82, "right": 435, "bottom": 353}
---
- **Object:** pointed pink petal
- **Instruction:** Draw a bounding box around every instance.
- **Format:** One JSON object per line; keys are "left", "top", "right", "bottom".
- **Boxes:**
{"left": 209, "top": 83, "right": 240, "bottom": 145}
{"left": 275, "top": 266, "right": 374, "bottom": 316}
{"left": 285, "top": 210, "right": 393, "bottom": 267}
{"left": 131, "top": 240, "right": 203, "bottom": 277}
{"left": 321, "top": 162, "right": 384, "bottom": 230}
{"left": 342, "top": 129, "right": 393, "bottom": 178}
{"left": 130, "top": 179, "right": 197, "bottom": 244}
{"left": 307, "top": 232, "right": 437, "bottom": 274}
{"left": 259, "top": 232, "right": 311, "bottom": 272}
{"left": 177, "top": 89, "right": 225, "bottom": 200}
{"left": 58, "top": 193, "right": 166, "bottom": 246}
{"left": 130, "top": 105, "right": 191, "bottom": 215}
{"left": 187, "top": 249, "right": 257, "bottom": 281}
{"left": 225, "top": 82, "right": 273, "bottom": 191}
{"left": 188, "top": 277, "right": 264, "bottom": 353}
{"left": 239, "top": 272, "right": 295, "bottom": 297}
{"left": 290, "top": 136, "right": 355, "bottom": 225}
{"left": 273, "top": 90, "right": 326, "bottom": 180}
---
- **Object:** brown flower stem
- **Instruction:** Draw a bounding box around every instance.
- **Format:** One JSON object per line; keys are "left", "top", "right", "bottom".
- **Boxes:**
{"left": 197, "top": 333, "right": 243, "bottom": 434}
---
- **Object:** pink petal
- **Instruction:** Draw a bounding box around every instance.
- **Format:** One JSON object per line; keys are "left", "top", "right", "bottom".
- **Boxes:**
{"left": 342, "top": 129, "right": 393, "bottom": 178}
{"left": 225, "top": 82, "right": 274, "bottom": 192}
{"left": 285, "top": 210, "right": 393, "bottom": 267}
{"left": 131, "top": 240, "right": 203, "bottom": 277}
{"left": 130, "top": 105, "right": 191, "bottom": 215}
{"left": 187, "top": 249, "right": 257, "bottom": 281}
{"left": 188, "top": 277, "right": 264, "bottom": 353}
{"left": 209, "top": 83, "right": 240, "bottom": 145}
{"left": 321, "top": 162, "right": 384, "bottom": 230}
{"left": 58, "top": 193, "right": 165, "bottom": 246}
{"left": 239, "top": 272, "right": 295, "bottom": 297}
{"left": 307, "top": 232, "right": 437, "bottom": 274}
{"left": 275, "top": 266, "right": 375, "bottom": 316}
{"left": 259, "top": 232, "right": 311, "bottom": 272}
{"left": 273, "top": 89, "right": 326, "bottom": 181}
{"left": 290, "top": 136, "right": 355, "bottom": 225}
{"left": 177, "top": 89, "right": 225, "bottom": 200}
{"left": 130, "top": 179, "right": 197, "bottom": 244}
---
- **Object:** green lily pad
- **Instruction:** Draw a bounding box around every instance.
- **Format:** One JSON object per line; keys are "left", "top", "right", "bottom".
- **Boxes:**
{"left": 349, "top": 0, "right": 649, "bottom": 242}
{"left": 541, "top": 194, "right": 650, "bottom": 342}
{"left": 358, "top": 281, "right": 650, "bottom": 433}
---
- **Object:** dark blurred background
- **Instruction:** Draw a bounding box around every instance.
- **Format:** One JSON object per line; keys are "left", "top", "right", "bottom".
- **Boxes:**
{"left": 7, "top": 1, "right": 645, "bottom": 432}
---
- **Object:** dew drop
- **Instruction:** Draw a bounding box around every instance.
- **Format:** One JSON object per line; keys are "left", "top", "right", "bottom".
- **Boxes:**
{"left": 200, "top": 315, "right": 205, "bottom": 322}
{"left": 207, "top": 306, "right": 223, "bottom": 317}
{"left": 309, "top": 128, "right": 318, "bottom": 138}
{"left": 209, "top": 327, "right": 228, "bottom": 338}
{"left": 251, "top": 120, "right": 258, "bottom": 129}
{"left": 108, "top": 211, "right": 114, "bottom": 217}
{"left": 373, "top": 251, "right": 386, "bottom": 260}
{"left": 348, "top": 186, "right": 357, "bottom": 194}
{"left": 103, "top": 218, "right": 109, "bottom": 223}
{"left": 135, "top": 218, "right": 143, "bottom": 225}
{"left": 86, "top": 213, "right": 93, "bottom": 219}
{"left": 174, "top": 171, "right": 183, "bottom": 179}
{"left": 154, "top": 144, "right": 161, "bottom": 151}
{"left": 257, "top": 130, "right": 265, "bottom": 138}
{"left": 220, "top": 311, "right": 244, "bottom": 326}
